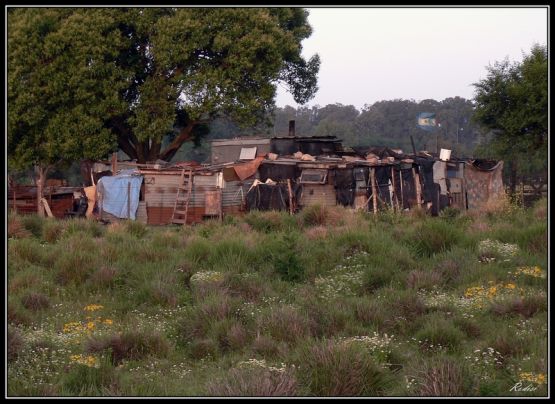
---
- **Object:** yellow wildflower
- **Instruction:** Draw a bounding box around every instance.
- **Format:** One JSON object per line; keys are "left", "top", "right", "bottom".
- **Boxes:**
{"left": 505, "top": 283, "right": 516, "bottom": 289}
{"left": 69, "top": 354, "right": 99, "bottom": 368}
{"left": 87, "top": 321, "right": 96, "bottom": 331}
{"left": 103, "top": 319, "right": 113, "bottom": 325}
{"left": 84, "top": 304, "right": 104, "bottom": 312}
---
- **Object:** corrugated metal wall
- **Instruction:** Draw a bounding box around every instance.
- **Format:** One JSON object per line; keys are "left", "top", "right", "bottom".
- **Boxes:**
{"left": 143, "top": 171, "right": 254, "bottom": 225}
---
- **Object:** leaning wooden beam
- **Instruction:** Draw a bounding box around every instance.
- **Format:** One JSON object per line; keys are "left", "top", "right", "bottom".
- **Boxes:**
{"left": 370, "top": 167, "right": 378, "bottom": 215}
{"left": 287, "top": 179, "right": 294, "bottom": 215}
{"left": 40, "top": 198, "right": 54, "bottom": 218}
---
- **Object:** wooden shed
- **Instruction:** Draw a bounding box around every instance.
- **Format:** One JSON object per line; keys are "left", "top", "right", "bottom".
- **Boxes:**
{"left": 210, "top": 137, "right": 271, "bottom": 164}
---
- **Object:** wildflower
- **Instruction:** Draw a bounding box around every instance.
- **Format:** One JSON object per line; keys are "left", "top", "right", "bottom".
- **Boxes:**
{"left": 514, "top": 266, "right": 545, "bottom": 279}
{"left": 103, "top": 319, "right": 113, "bottom": 325}
{"left": 83, "top": 304, "right": 104, "bottom": 312}
{"left": 69, "top": 354, "right": 99, "bottom": 368}
{"left": 519, "top": 372, "right": 547, "bottom": 385}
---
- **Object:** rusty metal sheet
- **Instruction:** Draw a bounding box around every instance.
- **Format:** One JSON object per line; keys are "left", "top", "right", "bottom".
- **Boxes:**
{"left": 205, "top": 190, "right": 222, "bottom": 215}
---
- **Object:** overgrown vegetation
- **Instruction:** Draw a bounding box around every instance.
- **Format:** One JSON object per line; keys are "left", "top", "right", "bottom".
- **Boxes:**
{"left": 7, "top": 199, "right": 548, "bottom": 397}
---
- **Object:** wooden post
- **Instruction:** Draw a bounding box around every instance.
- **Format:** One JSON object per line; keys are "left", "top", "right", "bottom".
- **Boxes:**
{"left": 127, "top": 181, "right": 131, "bottom": 219}
{"left": 111, "top": 152, "right": 118, "bottom": 174}
{"left": 99, "top": 189, "right": 103, "bottom": 221}
{"left": 370, "top": 167, "right": 378, "bottom": 215}
{"left": 399, "top": 169, "right": 404, "bottom": 210}
{"left": 287, "top": 179, "right": 294, "bottom": 215}
{"left": 390, "top": 166, "right": 397, "bottom": 211}
{"left": 219, "top": 188, "right": 223, "bottom": 222}
{"left": 36, "top": 166, "right": 45, "bottom": 217}
{"left": 412, "top": 167, "right": 422, "bottom": 209}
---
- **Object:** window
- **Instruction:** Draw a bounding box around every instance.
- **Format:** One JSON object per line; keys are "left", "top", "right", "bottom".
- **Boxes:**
{"left": 300, "top": 169, "right": 327, "bottom": 184}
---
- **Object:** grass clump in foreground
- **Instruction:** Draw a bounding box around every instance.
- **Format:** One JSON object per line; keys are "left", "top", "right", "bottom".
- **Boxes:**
{"left": 7, "top": 198, "right": 548, "bottom": 397}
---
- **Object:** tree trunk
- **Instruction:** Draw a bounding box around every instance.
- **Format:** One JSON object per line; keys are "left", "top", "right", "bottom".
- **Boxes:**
{"left": 158, "top": 121, "right": 198, "bottom": 162}
{"left": 115, "top": 120, "right": 199, "bottom": 163}
{"left": 36, "top": 165, "right": 49, "bottom": 217}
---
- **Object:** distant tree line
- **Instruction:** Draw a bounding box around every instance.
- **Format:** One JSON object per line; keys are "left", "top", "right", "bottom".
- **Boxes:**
{"left": 173, "top": 96, "right": 484, "bottom": 162}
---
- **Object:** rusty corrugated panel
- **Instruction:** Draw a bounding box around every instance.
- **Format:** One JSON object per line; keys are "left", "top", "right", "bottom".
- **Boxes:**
{"left": 204, "top": 190, "right": 221, "bottom": 216}
{"left": 300, "top": 184, "right": 337, "bottom": 207}
{"left": 146, "top": 206, "right": 174, "bottom": 225}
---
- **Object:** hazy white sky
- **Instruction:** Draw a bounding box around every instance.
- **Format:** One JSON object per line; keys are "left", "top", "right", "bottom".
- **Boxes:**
{"left": 275, "top": 7, "right": 548, "bottom": 110}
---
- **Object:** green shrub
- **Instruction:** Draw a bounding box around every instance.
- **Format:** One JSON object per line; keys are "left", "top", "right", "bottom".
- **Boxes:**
{"left": 414, "top": 315, "right": 464, "bottom": 353}
{"left": 271, "top": 233, "right": 305, "bottom": 282}
{"left": 408, "top": 219, "right": 465, "bottom": 257}
{"left": 60, "top": 355, "right": 117, "bottom": 396}
{"left": 21, "top": 214, "right": 45, "bottom": 238}
{"left": 244, "top": 210, "right": 298, "bottom": 233}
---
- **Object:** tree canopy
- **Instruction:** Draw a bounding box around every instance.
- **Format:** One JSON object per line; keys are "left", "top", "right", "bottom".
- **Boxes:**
{"left": 8, "top": 7, "right": 320, "bottom": 164}
{"left": 472, "top": 44, "right": 547, "bottom": 178}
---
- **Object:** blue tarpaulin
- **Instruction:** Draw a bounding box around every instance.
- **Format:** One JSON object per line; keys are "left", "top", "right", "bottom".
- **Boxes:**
{"left": 97, "top": 169, "right": 143, "bottom": 220}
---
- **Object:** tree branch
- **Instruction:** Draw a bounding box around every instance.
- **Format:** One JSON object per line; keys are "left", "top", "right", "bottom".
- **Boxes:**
{"left": 158, "top": 120, "right": 199, "bottom": 162}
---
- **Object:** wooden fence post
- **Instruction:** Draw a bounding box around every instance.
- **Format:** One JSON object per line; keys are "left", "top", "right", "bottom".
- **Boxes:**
{"left": 370, "top": 167, "right": 378, "bottom": 215}
{"left": 287, "top": 179, "right": 294, "bottom": 215}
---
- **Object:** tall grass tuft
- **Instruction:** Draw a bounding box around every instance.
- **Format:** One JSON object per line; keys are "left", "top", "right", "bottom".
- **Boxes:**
{"left": 21, "top": 292, "right": 50, "bottom": 311}
{"left": 7, "top": 325, "right": 24, "bottom": 362}
{"left": 410, "top": 356, "right": 474, "bottom": 396}
{"left": 258, "top": 305, "right": 313, "bottom": 345}
{"left": 8, "top": 214, "right": 32, "bottom": 239}
{"left": 408, "top": 219, "right": 465, "bottom": 257}
{"left": 41, "top": 219, "right": 65, "bottom": 243}
{"left": 21, "top": 214, "right": 45, "bottom": 238}
{"left": 206, "top": 367, "right": 298, "bottom": 396}
{"left": 295, "top": 339, "right": 392, "bottom": 396}
{"left": 490, "top": 295, "right": 546, "bottom": 319}
{"left": 86, "top": 330, "right": 170, "bottom": 365}
{"left": 414, "top": 315, "right": 464, "bottom": 353}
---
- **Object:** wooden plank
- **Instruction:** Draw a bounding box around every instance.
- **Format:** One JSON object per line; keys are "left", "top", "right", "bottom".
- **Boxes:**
{"left": 40, "top": 198, "right": 54, "bottom": 218}
{"left": 287, "top": 179, "right": 294, "bottom": 215}
{"left": 370, "top": 167, "right": 378, "bottom": 215}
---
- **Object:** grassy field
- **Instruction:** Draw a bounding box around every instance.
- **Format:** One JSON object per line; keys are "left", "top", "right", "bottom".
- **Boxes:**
{"left": 7, "top": 199, "right": 548, "bottom": 397}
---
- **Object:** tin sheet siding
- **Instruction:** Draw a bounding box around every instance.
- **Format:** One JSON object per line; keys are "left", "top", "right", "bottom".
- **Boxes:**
{"left": 223, "top": 180, "right": 253, "bottom": 207}
{"left": 143, "top": 172, "right": 183, "bottom": 208}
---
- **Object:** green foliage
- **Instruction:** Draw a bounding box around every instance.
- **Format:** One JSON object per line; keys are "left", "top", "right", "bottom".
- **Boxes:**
{"left": 8, "top": 8, "right": 320, "bottom": 164}
{"left": 414, "top": 315, "right": 465, "bottom": 353}
{"left": 270, "top": 233, "right": 305, "bottom": 282}
{"left": 408, "top": 219, "right": 466, "bottom": 257}
{"left": 472, "top": 44, "right": 547, "bottom": 178}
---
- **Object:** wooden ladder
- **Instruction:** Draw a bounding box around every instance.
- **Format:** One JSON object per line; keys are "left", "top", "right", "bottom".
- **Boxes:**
{"left": 171, "top": 169, "right": 193, "bottom": 225}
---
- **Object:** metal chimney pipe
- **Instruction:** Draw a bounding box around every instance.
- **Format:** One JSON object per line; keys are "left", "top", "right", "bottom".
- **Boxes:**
{"left": 288, "top": 120, "right": 295, "bottom": 137}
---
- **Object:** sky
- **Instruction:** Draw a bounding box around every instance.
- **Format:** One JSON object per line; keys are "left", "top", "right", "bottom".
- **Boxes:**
{"left": 275, "top": 7, "right": 548, "bottom": 110}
